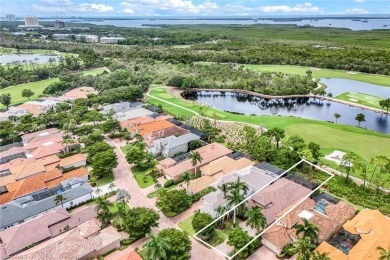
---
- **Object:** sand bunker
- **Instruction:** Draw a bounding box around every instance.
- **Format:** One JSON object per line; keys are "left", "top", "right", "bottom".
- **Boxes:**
{"left": 349, "top": 98, "right": 358, "bottom": 102}
{"left": 324, "top": 150, "right": 346, "bottom": 165}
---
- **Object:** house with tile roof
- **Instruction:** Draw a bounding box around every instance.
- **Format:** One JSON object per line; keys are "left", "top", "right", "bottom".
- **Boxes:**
{"left": 0, "top": 176, "right": 93, "bottom": 230}
{"left": 0, "top": 106, "right": 28, "bottom": 122}
{"left": 249, "top": 178, "right": 313, "bottom": 225}
{"left": 18, "top": 100, "right": 59, "bottom": 116}
{"left": 157, "top": 142, "right": 232, "bottom": 181}
{"left": 261, "top": 195, "right": 355, "bottom": 254}
{"left": 187, "top": 156, "right": 255, "bottom": 194}
{"left": 100, "top": 101, "right": 143, "bottom": 115}
{"left": 200, "top": 165, "right": 276, "bottom": 217}
{"left": 149, "top": 133, "right": 201, "bottom": 158}
{"left": 0, "top": 146, "right": 26, "bottom": 165}
{"left": 21, "top": 128, "right": 60, "bottom": 145}
{"left": 14, "top": 219, "right": 121, "bottom": 260}
{"left": 315, "top": 209, "right": 390, "bottom": 260}
{"left": 0, "top": 205, "right": 96, "bottom": 258}
{"left": 0, "top": 167, "right": 89, "bottom": 205}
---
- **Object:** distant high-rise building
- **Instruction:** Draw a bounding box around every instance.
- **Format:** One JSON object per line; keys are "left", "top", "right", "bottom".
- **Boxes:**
{"left": 54, "top": 20, "right": 65, "bottom": 29}
{"left": 24, "top": 16, "right": 39, "bottom": 27}
{"left": 6, "top": 15, "right": 16, "bottom": 22}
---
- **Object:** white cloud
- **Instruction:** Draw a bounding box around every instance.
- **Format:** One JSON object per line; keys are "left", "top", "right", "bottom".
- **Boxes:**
{"left": 78, "top": 3, "right": 114, "bottom": 12}
{"left": 260, "top": 2, "right": 320, "bottom": 13}
{"left": 120, "top": 0, "right": 218, "bottom": 14}
{"left": 344, "top": 8, "right": 368, "bottom": 14}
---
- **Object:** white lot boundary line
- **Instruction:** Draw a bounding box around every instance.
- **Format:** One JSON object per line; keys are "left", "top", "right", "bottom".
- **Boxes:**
{"left": 193, "top": 159, "right": 334, "bottom": 259}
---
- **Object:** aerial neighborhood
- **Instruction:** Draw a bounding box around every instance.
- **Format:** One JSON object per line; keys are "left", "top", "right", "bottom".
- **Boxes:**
{"left": 0, "top": 9, "right": 389, "bottom": 260}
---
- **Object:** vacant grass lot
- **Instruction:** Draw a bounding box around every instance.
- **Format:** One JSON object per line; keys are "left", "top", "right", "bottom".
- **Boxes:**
{"left": 147, "top": 86, "right": 390, "bottom": 162}
{"left": 243, "top": 64, "right": 390, "bottom": 87}
{"left": 131, "top": 165, "right": 156, "bottom": 188}
{"left": 0, "top": 68, "right": 106, "bottom": 108}
{"left": 335, "top": 92, "right": 384, "bottom": 110}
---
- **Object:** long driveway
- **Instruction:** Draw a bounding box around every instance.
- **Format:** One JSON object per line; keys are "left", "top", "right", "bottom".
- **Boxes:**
{"left": 104, "top": 138, "right": 223, "bottom": 260}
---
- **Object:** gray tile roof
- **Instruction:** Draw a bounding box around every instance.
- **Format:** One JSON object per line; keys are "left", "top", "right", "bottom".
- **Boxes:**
{"left": 0, "top": 183, "right": 93, "bottom": 229}
{"left": 101, "top": 101, "right": 143, "bottom": 114}
{"left": 114, "top": 108, "right": 154, "bottom": 121}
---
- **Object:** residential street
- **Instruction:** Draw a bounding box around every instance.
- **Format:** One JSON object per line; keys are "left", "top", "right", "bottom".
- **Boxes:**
{"left": 104, "top": 138, "right": 224, "bottom": 260}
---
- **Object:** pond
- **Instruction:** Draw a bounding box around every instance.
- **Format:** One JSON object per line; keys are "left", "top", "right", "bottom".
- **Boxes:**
{"left": 0, "top": 54, "right": 61, "bottom": 65}
{"left": 320, "top": 78, "right": 390, "bottom": 98}
{"left": 182, "top": 91, "right": 389, "bottom": 134}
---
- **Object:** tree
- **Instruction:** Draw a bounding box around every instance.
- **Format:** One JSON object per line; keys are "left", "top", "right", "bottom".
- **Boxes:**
{"left": 109, "top": 182, "right": 116, "bottom": 192}
{"left": 181, "top": 170, "right": 193, "bottom": 190}
{"left": 307, "top": 142, "right": 323, "bottom": 163}
{"left": 192, "top": 212, "right": 216, "bottom": 240}
{"left": 218, "top": 182, "right": 229, "bottom": 198}
{"left": 0, "top": 93, "right": 11, "bottom": 110}
{"left": 285, "top": 236, "right": 316, "bottom": 260}
{"left": 227, "top": 177, "right": 249, "bottom": 223}
{"left": 125, "top": 145, "right": 148, "bottom": 167}
{"left": 114, "top": 202, "right": 128, "bottom": 230}
{"left": 156, "top": 228, "right": 192, "bottom": 260}
{"left": 339, "top": 152, "right": 360, "bottom": 182}
{"left": 100, "top": 119, "right": 121, "bottom": 134}
{"left": 377, "top": 246, "right": 390, "bottom": 260}
{"left": 123, "top": 207, "right": 160, "bottom": 240}
{"left": 295, "top": 218, "right": 320, "bottom": 243}
{"left": 379, "top": 98, "right": 390, "bottom": 114}
{"left": 143, "top": 234, "right": 171, "bottom": 260}
{"left": 54, "top": 194, "right": 66, "bottom": 208}
{"left": 84, "top": 131, "right": 104, "bottom": 146}
{"left": 227, "top": 227, "right": 255, "bottom": 259}
{"left": 312, "top": 251, "right": 331, "bottom": 260}
{"left": 333, "top": 113, "right": 341, "bottom": 124}
{"left": 154, "top": 182, "right": 162, "bottom": 190}
{"left": 95, "top": 195, "right": 114, "bottom": 228}
{"left": 264, "top": 127, "right": 285, "bottom": 149}
{"left": 116, "top": 189, "right": 131, "bottom": 204}
{"left": 355, "top": 113, "right": 366, "bottom": 127}
{"left": 92, "top": 150, "right": 118, "bottom": 178}
{"left": 156, "top": 190, "right": 192, "bottom": 217}
{"left": 84, "top": 110, "right": 103, "bottom": 125}
{"left": 85, "top": 141, "right": 113, "bottom": 162}
{"left": 188, "top": 151, "right": 202, "bottom": 175}
{"left": 245, "top": 206, "right": 267, "bottom": 234}
{"left": 22, "top": 89, "right": 34, "bottom": 100}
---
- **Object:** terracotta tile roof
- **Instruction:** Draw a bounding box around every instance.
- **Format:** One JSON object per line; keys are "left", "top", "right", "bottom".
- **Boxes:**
{"left": 120, "top": 116, "right": 155, "bottom": 129}
{"left": 63, "top": 87, "right": 97, "bottom": 99}
{"left": 317, "top": 209, "right": 390, "bottom": 260}
{"left": 16, "top": 220, "right": 121, "bottom": 260}
{"left": 188, "top": 157, "right": 255, "bottom": 193}
{"left": 128, "top": 120, "right": 174, "bottom": 136}
{"left": 263, "top": 198, "right": 355, "bottom": 252}
{"left": 251, "top": 178, "right": 312, "bottom": 224}
{"left": 159, "top": 143, "right": 232, "bottom": 179}
{"left": 30, "top": 142, "right": 64, "bottom": 159}
{"left": 9, "top": 155, "right": 60, "bottom": 180}
{"left": 21, "top": 128, "right": 60, "bottom": 141}
{"left": 0, "top": 158, "right": 31, "bottom": 172}
{"left": 0, "top": 168, "right": 88, "bottom": 204}
{"left": 56, "top": 154, "right": 87, "bottom": 168}
{"left": 18, "top": 103, "right": 45, "bottom": 115}
{"left": 24, "top": 133, "right": 63, "bottom": 151}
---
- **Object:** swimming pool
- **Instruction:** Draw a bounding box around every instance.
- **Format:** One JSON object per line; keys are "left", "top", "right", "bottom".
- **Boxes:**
{"left": 314, "top": 200, "right": 329, "bottom": 215}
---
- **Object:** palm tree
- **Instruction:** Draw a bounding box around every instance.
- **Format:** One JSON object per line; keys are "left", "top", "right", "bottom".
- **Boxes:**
{"left": 116, "top": 189, "right": 131, "bottom": 204}
{"left": 188, "top": 151, "right": 203, "bottom": 175}
{"left": 355, "top": 113, "right": 366, "bottom": 127}
{"left": 228, "top": 177, "right": 249, "bottom": 197}
{"left": 245, "top": 206, "right": 267, "bottom": 234}
{"left": 226, "top": 177, "right": 249, "bottom": 224}
{"left": 143, "top": 234, "right": 171, "bottom": 260}
{"left": 95, "top": 196, "right": 113, "bottom": 228}
{"left": 218, "top": 182, "right": 229, "bottom": 198}
{"left": 95, "top": 187, "right": 103, "bottom": 197}
{"left": 312, "top": 251, "right": 331, "bottom": 260}
{"left": 377, "top": 246, "right": 390, "bottom": 260}
{"left": 226, "top": 189, "right": 245, "bottom": 224}
{"left": 181, "top": 170, "right": 193, "bottom": 190}
{"left": 108, "top": 182, "right": 116, "bottom": 193}
{"left": 114, "top": 202, "right": 127, "bottom": 230}
{"left": 285, "top": 236, "right": 316, "bottom": 260}
{"left": 54, "top": 194, "right": 66, "bottom": 208}
{"left": 295, "top": 218, "right": 320, "bottom": 243}
{"left": 216, "top": 205, "right": 229, "bottom": 226}
{"left": 63, "top": 119, "right": 76, "bottom": 134}
{"left": 334, "top": 113, "right": 341, "bottom": 124}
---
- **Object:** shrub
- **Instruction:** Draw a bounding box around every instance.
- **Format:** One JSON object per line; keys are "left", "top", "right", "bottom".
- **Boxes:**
{"left": 164, "top": 179, "right": 175, "bottom": 188}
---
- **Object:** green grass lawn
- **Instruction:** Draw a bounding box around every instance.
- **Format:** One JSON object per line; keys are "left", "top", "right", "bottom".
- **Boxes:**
{"left": 120, "top": 144, "right": 132, "bottom": 154}
{"left": 131, "top": 165, "right": 156, "bottom": 188}
{"left": 335, "top": 92, "right": 384, "bottom": 110}
{"left": 179, "top": 215, "right": 196, "bottom": 235}
{"left": 243, "top": 64, "right": 390, "bottom": 87}
{"left": 147, "top": 86, "right": 390, "bottom": 171}
{"left": 0, "top": 68, "right": 106, "bottom": 108}
{"left": 147, "top": 184, "right": 178, "bottom": 198}
{"left": 95, "top": 173, "right": 115, "bottom": 187}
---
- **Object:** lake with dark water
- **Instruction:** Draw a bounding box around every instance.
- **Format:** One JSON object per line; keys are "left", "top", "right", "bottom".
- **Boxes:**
{"left": 182, "top": 78, "right": 390, "bottom": 134}
{"left": 0, "top": 54, "right": 61, "bottom": 65}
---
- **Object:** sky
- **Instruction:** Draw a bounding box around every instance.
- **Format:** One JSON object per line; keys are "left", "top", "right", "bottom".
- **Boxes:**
{"left": 0, "top": 0, "right": 388, "bottom": 17}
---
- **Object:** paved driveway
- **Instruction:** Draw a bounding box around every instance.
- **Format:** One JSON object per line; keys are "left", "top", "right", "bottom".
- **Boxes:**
{"left": 105, "top": 138, "right": 223, "bottom": 260}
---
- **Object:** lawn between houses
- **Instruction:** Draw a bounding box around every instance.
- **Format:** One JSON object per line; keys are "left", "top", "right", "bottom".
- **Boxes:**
{"left": 147, "top": 86, "right": 390, "bottom": 184}
{"left": 0, "top": 68, "right": 106, "bottom": 108}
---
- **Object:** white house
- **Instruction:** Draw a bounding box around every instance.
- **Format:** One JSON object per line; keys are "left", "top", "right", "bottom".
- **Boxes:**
{"left": 149, "top": 133, "right": 200, "bottom": 157}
